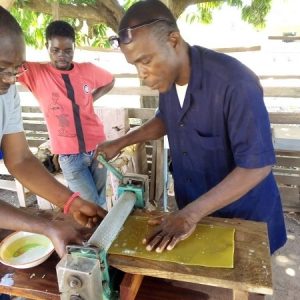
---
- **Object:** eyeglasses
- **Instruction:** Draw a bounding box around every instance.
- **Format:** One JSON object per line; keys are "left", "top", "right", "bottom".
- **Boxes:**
{"left": 109, "top": 18, "right": 173, "bottom": 48}
{"left": 0, "top": 64, "right": 28, "bottom": 81}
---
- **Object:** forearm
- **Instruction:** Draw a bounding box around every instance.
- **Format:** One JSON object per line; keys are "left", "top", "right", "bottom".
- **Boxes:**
{"left": 6, "top": 155, "right": 72, "bottom": 208}
{"left": 117, "top": 116, "right": 166, "bottom": 149}
{"left": 0, "top": 200, "right": 50, "bottom": 233}
{"left": 92, "top": 78, "right": 115, "bottom": 101}
{"left": 184, "top": 166, "right": 272, "bottom": 222}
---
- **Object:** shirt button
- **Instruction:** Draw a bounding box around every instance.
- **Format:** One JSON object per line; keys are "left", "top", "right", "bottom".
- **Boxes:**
{"left": 182, "top": 151, "right": 187, "bottom": 155}
{"left": 186, "top": 178, "right": 191, "bottom": 183}
{"left": 179, "top": 122, "right": 184, "bottom": 127}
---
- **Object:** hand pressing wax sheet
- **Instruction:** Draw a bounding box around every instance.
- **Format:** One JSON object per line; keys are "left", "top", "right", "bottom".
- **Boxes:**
{"left": 108, "top": 216, "right": 235, "bottom": 268}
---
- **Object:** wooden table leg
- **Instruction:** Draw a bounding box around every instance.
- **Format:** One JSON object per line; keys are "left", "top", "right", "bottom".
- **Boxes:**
{"left": 120, "top": 273, "right": 144, "bottom": 300}
{"left": 233, "top": 289, "right": 249, "bottom": 300}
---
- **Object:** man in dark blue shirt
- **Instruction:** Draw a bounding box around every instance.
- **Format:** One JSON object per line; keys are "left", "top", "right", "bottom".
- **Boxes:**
{"left": 96, "top": 0, "right": 286, "bottom": 254}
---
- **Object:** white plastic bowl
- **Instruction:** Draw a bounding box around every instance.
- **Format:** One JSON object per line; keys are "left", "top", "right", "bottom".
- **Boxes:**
{"left": 0, "top": 231, "right": 54, "bottom": 269}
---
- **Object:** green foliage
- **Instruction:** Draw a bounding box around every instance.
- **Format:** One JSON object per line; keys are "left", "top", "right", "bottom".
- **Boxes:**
{"left": 185, "top": 2, "right": 221, "bottom": 24}
{"left": 11, "top": 6, "right": 52, "bottom": 49}
{"left": 10, "top": 0, "right": 272, "bottom": 49}
{"left": 123, "top": 0, "right": 138, "bottom": 10}
{"left": 241, "top": 0, "right": 272, "bottom": 28}
{"left": 11, "top": 0, "right": 110, "bottom": 49}
{"left": 185, "top": 0, "right": 271, "bottom": 28}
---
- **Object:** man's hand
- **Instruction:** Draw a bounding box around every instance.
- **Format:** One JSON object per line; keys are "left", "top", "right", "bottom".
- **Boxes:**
{"left": 69, "top": 197, "right": 107, "bottom": 228}
{"left": 94, "top": 140, "right": 122, "bottom": 163}
{"left": 47, "top": 219, "right": 93, "bottom": 258}
{"left": 143, "top": 210, "right": 197, "bottom": 253}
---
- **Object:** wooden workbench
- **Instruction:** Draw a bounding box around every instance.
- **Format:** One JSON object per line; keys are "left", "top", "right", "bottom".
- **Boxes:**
{"left": 0, "top": 212, "right": 272, "bottom": 300}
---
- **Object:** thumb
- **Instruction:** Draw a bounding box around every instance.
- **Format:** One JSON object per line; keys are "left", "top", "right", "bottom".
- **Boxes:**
{"left": 72, "top": 211, "right": 89, "bottom": 227}
{"left": 52, "top": 239, "right": 67, "bottom": 258}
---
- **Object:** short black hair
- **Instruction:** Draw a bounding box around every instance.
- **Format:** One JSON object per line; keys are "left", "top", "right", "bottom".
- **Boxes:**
{"left": 0, "top": 5, "right": 23, "bottom": 36}
{"left": 119, "top": 0, "right": 178, "bottom": 32}
{"left": 119, "top": 0, "right": 178, "bottom": 45}
{"left": 45, "top": 20, "right": 75, "bottom": 42}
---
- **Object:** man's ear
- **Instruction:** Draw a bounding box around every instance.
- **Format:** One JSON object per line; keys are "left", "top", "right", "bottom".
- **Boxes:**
{"left": 45, "top": 42, "right": 49, "bottom": 50}
{"left": 168, "top": 31, "right": 181, "bottom": 49}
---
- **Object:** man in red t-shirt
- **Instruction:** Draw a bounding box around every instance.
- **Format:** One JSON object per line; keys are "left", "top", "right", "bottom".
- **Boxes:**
{"left": 19, "top": 21, "right": 114, "bottom": 208}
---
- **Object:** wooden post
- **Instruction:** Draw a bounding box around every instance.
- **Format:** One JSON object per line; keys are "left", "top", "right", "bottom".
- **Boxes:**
{"left": 233, "top": 290, "right": 249, "bottom": 300}
{"left": 51, "top": 1, "right": 59, "bottom": 20}
{"left": 120, "top": 273, "right": 144, "bottom": 300}
{"left": 160, "top": 0, "right": 170, "bottom": 7}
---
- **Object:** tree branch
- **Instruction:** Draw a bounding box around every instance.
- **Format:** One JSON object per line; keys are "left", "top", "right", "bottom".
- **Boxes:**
{"left": 21, "top": 0, "right": 124, "bottom": 32}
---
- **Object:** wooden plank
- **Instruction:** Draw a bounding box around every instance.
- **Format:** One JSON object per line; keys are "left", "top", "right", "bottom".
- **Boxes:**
{"left": 233, "top": 290, "right": 249, "bottom": 300}
{"left": 25, "top": 138, "right": 49, "bottom": 148}
{"left": 276, "top": 150, "right": 300, "bottom": 156}
{"left": 120, "top": 274, "right": 144, "bottom": 300}
{"left": 24, "top": 131, "right": 49, "bottom": 139}
{"left": 149, "top": 141, "right": 157, "bottom": 202}
{"left": 274, "top": 174, "right": 300, "bottom": 186}
{"left": 21, "top": 106, "right": 42, "bottom": 113}
{"left": 259, "top": 75, "right": 300, "bottom": 80}
{"left": 128, "top": 108, "right": 155, "bottom": 120}
{"left": 108, "top": 86, "right": 158, "bottom": 97}
{"left": 109, "top": 216, "right": 273, "bottom": 295}
{"left": 264, "top": 87, "right": 300, "bottom": 98}
{"left": 215, "top": 45, "right": 261, "bottom": 53}
{"left": 273, "top": 138, "right": 300, "bottom": 152}
{"left": 275, "top": 156, "right": 300, "bottom": 168}
{"left": 269, "top": 112, "right": 300, "bottom": 124}
{"left": 154, "top": 138, "right": 164, "bottom": 204}
{"left": 268, "top": 35, "right": 300, "bottom": 41}
{"left": 136, "top": 277, "right": 231, "bottom": 299}
{"left": 278, "top": 186, "right": 300, "bottom": 210}
{"left": 23, "top": 122, "right": 48, "bottom": 132}
{"left": 0, "top": 179, "right": 16, "bottom": 191}
{"left": 272, "top": 168, "right": 300, "bottom": 176}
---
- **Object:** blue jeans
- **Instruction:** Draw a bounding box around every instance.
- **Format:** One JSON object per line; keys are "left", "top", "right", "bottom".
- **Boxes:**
{"left": 58, "top": 151, "right": 107, "bottom": 207}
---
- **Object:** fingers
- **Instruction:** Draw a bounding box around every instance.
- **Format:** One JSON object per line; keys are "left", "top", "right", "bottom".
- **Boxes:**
{"left": 55, "top": 245, "right": 66, "bottom": 258}
{"left": 143, "top": 220, "right": 197, "bottom": 253}
{"left": 156, "top": 235, "right": 172, "bottom": 253}
{"left": 72, "top": 211, "right": 87, "bottom": 227}
{"left": 96, "top": 207, "right": 107, "bottom": 219}
{"left": 166, "top": 235, "right": 180, "bottom": 251}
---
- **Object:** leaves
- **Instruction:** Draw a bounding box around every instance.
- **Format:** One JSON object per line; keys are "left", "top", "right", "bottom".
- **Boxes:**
{"left": 241, "top": 0, "right": 272, "bottom": 29}
{"left": 9, "top": 0, "right": 272, "bottom": 49}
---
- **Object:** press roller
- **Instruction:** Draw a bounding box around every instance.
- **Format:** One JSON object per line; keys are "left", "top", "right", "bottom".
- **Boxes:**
{"left": 56, "top": 155, "right": 148, "bottom": 300}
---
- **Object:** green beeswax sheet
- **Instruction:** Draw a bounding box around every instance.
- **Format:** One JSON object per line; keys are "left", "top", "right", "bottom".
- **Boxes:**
{"left": 108, "top": 216, "right": 235, "bottom": 268}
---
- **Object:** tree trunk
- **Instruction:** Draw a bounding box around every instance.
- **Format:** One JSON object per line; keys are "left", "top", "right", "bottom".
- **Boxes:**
{"left": 0, "top": 0, "right": 15, "bottom": 9}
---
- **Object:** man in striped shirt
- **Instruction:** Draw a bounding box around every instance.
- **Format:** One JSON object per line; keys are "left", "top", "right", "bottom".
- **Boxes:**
{"left": 19, "top": 21, "right": 115, "bottom": 208}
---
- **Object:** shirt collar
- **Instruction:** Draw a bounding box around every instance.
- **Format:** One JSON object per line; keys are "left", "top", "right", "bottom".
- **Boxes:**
{"left": 188, "top": 45, "right": 204, "bottom": 91}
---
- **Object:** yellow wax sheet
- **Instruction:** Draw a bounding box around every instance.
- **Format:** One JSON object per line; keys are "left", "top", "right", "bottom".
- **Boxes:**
{"left": 108, "top": 216, "right": 235, "bottom": 268}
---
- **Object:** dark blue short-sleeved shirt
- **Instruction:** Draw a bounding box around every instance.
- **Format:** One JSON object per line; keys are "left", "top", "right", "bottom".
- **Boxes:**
{"left": 157, "top": 45, "right": 286, "bottom": 253}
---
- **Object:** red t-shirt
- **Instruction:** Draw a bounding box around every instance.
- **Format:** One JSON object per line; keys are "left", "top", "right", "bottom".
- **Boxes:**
{"left": 19, "top": 62, "right": 113, "bottom": 154}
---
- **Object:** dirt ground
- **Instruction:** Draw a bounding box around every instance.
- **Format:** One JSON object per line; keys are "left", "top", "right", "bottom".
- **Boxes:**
{"left": 0, "top": 188, "right": 300, "bottom": 300}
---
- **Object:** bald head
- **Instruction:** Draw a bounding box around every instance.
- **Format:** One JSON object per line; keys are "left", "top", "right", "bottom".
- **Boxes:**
{"left": 0, "top": 6, "right": 25, "bottom": 55}
{"left": 0, "top": 6, "right": 26, "bottom": 94}
{"left": 0, "top": 6, "right": 23, "bottom": 37}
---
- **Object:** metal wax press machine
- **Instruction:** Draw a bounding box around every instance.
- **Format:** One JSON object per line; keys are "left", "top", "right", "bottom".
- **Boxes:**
{"left": 56, "top": 155, "right": 148, "bottom": 300}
